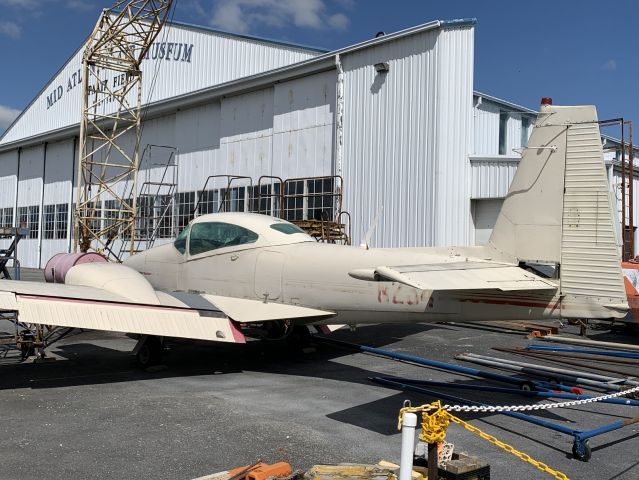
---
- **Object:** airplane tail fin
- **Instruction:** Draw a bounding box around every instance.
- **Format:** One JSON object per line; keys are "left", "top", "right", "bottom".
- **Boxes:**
{"left": 488, "top": 100, "right": 628, "bottom": 317}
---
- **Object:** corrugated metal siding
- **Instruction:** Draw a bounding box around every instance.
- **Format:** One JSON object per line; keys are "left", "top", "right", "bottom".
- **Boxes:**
{"left": 433, "top": 26, "right": 474, "bottom": 246}
{"left": 17, "top": 145, "right": 44, "bottom": 268}
{"left": 473, "top": 101, "right": 499, "bottom": 155}
{"left": 177, "top": 72, "right": 335, "bottom": 193}
{"left": 0, "top": 150, "right": 18, "bottom": 253}
{"left": 561, "top": 123, "right": 625, "bottom": 299}
{"left": 41, "top": 139, "right": 75, "bottom": 264}
{"left": 1, "top": 24, "right": 318, "bottom": 146}
{"left": 470, "top": 158, "right": 519, "bottom": 198}
{"left": 341, "top": 25, "right": 474, "bottom": 248}
{"left": 272, "top": 71, "right": 336, "bottom": 177}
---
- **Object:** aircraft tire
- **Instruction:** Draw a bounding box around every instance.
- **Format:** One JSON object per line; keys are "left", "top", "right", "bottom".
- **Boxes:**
{"left": 136, "top": 336, "right": 163, "bottom": 367}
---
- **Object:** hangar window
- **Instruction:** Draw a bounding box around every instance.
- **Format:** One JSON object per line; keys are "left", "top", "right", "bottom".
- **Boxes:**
{"left": 174, "top": 226, "right": 189, "bottom": 254}
{"left": 177, "top": 191, "right": 196, "bottom": 230}
{"left": 219, "top": 186, "right": 245, "bottom": 213}
{"left": 55, "top": 204, "right": 68, "bottom": 239}
{"left": 43, "top": 205, "right": 55, "bottom": 239}
{"left": 188, "top": 222, "right": 258, "bottom": 255}
{"left": 0, "top": 207, "right": 13, "bottom": 228}
{"left": 249, "top": 184, "right": 279, "bottom": 215}
{"left": 197, "top": 190, "right": 219, "bottom": 215}
{"left": 18, "top": 205, "right": 39, "bottom": 239}
{"left": 308, "top": 177, "right": 335, "bottom": 221}
{"left": 43, "top": 203, "right": 68, "bottom": 240}
{"left": 283, "top": 180, "right": 304, "bottom": 221}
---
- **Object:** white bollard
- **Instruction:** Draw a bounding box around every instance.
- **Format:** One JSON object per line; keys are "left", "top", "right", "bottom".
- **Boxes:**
{"left": 399, "top": 412, "right": 417, "bottom": 480}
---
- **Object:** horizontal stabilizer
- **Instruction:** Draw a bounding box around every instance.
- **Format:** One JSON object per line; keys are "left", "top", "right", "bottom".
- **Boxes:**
{"left": 370, "top": 262, "right": 557, "bottom": 292}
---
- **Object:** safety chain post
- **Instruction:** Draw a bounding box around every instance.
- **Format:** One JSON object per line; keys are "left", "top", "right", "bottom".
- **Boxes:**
{"left": 399, "top": 401, "right": 571, "bottom": 480}
{"left": 427, "top": 435, "right": 438, "bottom": 480}
{"left": 398, "top": 410, "right": 417, "bottom": 480}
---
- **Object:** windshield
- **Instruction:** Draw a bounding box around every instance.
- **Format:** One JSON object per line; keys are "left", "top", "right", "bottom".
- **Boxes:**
{"left": 173, "top": 227, "right": 189, "bottom": 254}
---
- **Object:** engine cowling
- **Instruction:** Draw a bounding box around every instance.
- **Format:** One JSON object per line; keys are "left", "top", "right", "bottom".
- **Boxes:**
{"left": 44, "top": 253, "right": 160, "bottom": 305}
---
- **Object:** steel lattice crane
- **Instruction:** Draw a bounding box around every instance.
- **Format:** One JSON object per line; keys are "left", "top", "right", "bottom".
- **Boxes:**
{"left": 74, "top": 0, "right": 173, "bottom": 260}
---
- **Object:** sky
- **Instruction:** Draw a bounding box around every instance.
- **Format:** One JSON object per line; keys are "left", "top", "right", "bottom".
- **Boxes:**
{"left": 0, "top": 0, "right": 638, "bottom": 136}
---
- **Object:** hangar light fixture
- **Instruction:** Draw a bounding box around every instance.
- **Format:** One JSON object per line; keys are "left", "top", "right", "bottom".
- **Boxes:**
{"left": 374, "top": 62, "right": 390, "bottom": 73}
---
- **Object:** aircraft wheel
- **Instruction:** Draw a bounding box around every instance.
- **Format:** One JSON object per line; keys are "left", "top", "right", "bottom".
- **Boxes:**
{"left": 136, "top": 336, "right": 163, "bottom": 367}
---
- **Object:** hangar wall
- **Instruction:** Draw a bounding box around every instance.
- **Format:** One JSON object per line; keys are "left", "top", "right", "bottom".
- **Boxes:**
{"left": 0, "top": 22, "right": 321, "bottom": 146}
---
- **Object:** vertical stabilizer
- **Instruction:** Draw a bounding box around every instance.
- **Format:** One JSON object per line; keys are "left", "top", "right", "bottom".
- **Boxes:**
{"left": 489, "top": 101, "right": 627, "bottom": 316}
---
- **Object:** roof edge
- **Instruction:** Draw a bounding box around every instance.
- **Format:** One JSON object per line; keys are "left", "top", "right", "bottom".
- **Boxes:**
{"left": 441, "top": 18, "right": 477, "bottom": 27}
{"left": 0, "top": 18, "right": 461, "bottom": 150}
{"left": 167, "top": 19, "right": 330, "bottom": 54}
{"left": 474, "top": 90, "right": 537, "bottom": 114}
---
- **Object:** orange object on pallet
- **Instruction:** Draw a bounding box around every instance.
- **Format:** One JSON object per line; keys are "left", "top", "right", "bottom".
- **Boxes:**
{"left": 245, "top": 462, "right": 292, "bottom": 480}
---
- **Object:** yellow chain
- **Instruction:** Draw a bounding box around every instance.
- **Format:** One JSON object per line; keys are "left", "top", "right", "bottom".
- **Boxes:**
{"left": 398, "top": 402, "right": 570, "bottom": 480}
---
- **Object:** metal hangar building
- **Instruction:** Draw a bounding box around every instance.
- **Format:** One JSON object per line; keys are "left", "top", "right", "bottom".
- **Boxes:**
{"left": 0, "top": 17, "right": 632, "bottom": 268}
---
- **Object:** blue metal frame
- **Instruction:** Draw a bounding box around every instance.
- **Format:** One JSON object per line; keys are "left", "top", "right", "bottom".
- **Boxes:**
{"left": 314, "top": 336, "right": 639, "bottom": 461}
{"left": 373, "top": 376, "right": 638, "bottom": 461}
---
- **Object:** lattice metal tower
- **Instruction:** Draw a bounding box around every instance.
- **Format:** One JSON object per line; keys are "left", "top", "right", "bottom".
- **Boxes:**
{"left": 74, "top": 0, "right": 173, "bottom": 260}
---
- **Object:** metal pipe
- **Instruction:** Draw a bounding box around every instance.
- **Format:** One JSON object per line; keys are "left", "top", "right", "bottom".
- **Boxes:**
{"left": 494, "top": 347, "right": 639, "bottom": 377}
{"left": 539, "top": 335, "right": 639, "bottom": 352}
{"left": 455, "top": 354, "right": 626, "bottom": 391}
{"left": 527, "top": 344, "right": 639, "bottom": 360}
{"left": 521, "top": 345, "right": 639, "bottom": 363}
{"left": 462, "top": 353, "right": 639, "bottom": 386}
{"left": 399, "top": 412, "right": 417, "bottom": 480}
{"left": 314, "top": 337, "right": 541, "bottom": 389}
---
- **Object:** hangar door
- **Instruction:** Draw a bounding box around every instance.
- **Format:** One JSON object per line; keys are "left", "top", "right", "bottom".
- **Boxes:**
{"left": 472, "top": 199, "right": 503, "bottom": 245}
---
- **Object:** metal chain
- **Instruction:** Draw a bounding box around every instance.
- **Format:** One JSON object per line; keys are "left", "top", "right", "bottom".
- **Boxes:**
{"left": 441, "top": 384, "right": 639, "bottom": 413}
{"left": 446, "top": 413, "right": 570, "bottom": 480}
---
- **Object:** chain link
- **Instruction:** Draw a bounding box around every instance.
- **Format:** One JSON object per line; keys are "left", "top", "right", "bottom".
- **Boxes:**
{"left": 441, "top": 384, "right": 639, "bottom": 413}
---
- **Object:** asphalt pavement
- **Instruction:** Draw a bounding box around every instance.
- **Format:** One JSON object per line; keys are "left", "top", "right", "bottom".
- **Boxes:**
{"left": 0, "top": 321, "right": 637, "bottom": 480}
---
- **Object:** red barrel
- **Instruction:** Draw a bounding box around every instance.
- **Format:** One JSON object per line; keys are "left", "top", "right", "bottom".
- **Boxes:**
{"left": 44, "top": 252, "right": 107, "bottom": 283}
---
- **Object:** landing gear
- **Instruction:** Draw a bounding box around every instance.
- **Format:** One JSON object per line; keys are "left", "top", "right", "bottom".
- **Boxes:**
{"left": 572, "top": 439, "right": 591, "bottom": 462}
{"left": 134, "top": 336, "right": 164, "bottom": 367}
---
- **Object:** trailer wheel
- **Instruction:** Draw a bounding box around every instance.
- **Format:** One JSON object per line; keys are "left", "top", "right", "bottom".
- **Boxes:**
{"left": 520, "top": 381, "right": 534, "bottom": 391}
{"left": 572, "top": 439, "right": 591, "bottom": 462}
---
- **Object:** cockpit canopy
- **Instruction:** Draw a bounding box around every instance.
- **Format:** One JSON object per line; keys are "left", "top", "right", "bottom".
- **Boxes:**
{"left": 174, "top": 213, "right": 314, "bottom": 256}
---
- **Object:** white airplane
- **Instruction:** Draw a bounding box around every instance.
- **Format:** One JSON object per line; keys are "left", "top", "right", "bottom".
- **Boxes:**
{"left": 0, "top": 102, "right": 629, "bottom": 365}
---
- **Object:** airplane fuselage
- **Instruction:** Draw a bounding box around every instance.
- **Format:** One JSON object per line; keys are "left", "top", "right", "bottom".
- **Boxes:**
{"left": 128, "top": 239, "right": 563, "bottom": 325}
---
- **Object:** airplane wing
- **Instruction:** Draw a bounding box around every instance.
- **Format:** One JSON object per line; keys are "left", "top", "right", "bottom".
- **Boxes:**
{"left": 0, "top": 279, "right": 335, "bottom": 343}
{"left": 350, "top": 261, "right": 556, "bottom": 292}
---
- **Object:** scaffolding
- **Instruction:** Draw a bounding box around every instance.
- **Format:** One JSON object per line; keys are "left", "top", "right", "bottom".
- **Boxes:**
{"left": 600, "top": 118, "right": 634, "bottom": 261}
{"left": 75, "top": 0, "right": 174, "bottom": 261}
{"left": 0, "top": 227, "right": 28, "bottom": 280}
